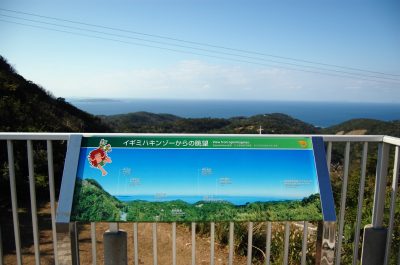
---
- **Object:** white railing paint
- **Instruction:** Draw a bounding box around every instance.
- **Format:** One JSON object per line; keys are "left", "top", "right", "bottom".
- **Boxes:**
{"left": 384, "top": 146, "right": 399, "bottom": 265}
{"left": 335, "top": 142, "right": 351, "bottom": 265}
{"left": 47, "top": 140, "right": 59, "bottom": 265}
{"left": 301, "top": 221, "right": 308, "bottom": 265}
{"left": 133, "top": 223, "right": 138, "bottom": 265}
{"left": 247, "top": 222, "right": 253, "bottom": 265}
{"left": 90, "top": 222, "right": 96, "bottom": 265}
{"left": 7, "top": 140, "right": 22, "bottom": 265}
{"left": 265, "top": 222, "right": 272, "bottom": 265}
{"left": 210, "top": 222, "right": 215, "bottom": 265}
{"left": 27, "top": 140, "right": 40, "bottom": 265}
{"left": 191, "top": 222, "right": 196, "bottom": 265}
{"left": 352, "top": 142, "right": 368, "bottom": 265}
{"left": 228, "top": 222, "right": 234, "bottom": 265}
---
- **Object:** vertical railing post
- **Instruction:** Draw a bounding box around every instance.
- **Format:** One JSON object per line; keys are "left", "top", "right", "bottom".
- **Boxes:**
{"left": 172, "top": 222, "right": 176, "bottom": 265}
{"left": 326, "top": 141, "right": 332, "bottom": 172}
{"left": 191, "top": 222, "right": 196, "bottom": 265}
{"left": 7, "top": 140, "right": 22, "bottom": 265}
{"left": 133, "top": 223, "right": 139, "bottom": 265}
{"left": 47, "top": 140, "right": 59, "bottom": 265}
{"left": 265, "top": 222, "right": 271, "bottom": 265}
{"left": 361, "top": 142, "right": 390, "bottom": 265}
{"left": 70, "top": 222, "right": 80, "bottom": 265}
{"left": 56, "top": 222, "right": 80, "bottom": 265}
{"left": 301, "top": 221, "right": 308, "bottom": 265}
{"left": 247, "top": 222, "right": 253, "bottom": 265}
{"left": 335, "top": 141, "right": 350, "bottom": 265}
{"left": 283, "top": 222, "right": 290, "bottom": 265}
{"left": 352, "top": 142, "right": 368, "bottom": 265}
{"left": 91, "top": 223, "right": 97, "bottom": 265}
{"left": 152, "top": 223, "right": 158, "bottom": 265}
{"left": 372, "top": 143, "right": 390, "bottom": 228}
{"left": 210, "top": 222, "right": 215, "bottom": 265}
{"left": 383, "top": 146, "right": 399, "bottom": 265}
{"left": 228, "top": 222, "right": 234, "bottom": 265}
{"left": 27, "top": 140, "right": 41, "bottom": 265}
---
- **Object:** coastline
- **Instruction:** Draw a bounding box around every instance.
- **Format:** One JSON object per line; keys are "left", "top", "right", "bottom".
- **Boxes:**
{"left": 68, "top": 98, "right": 400, "bottom": 127}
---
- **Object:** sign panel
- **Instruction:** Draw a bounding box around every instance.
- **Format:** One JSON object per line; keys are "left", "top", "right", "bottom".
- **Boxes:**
{"left": 61, "top": 135, "right": 335, "bottom": 222}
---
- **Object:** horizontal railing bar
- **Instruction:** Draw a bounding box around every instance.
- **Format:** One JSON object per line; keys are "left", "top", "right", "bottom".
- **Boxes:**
{"left": 81, "top": 133, "right": 384, "bottom": 141}
{"left": 0, "top": 132, "right": 387, "bottom": 142}
{"left": 383, "top": 136, "right": 400, "bottom": 146}
{"left": 85, "top": 134, "right": 385, "bottom": 142}
{"left": 322, "top": 135, "right": 384, "bottom": 142}
{"left": 0, "top": 133, "right": 70, "bottom": 140}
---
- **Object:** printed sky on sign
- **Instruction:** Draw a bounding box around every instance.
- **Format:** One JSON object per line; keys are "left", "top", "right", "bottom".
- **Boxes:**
{"left": 76, "top": 147, "right": 319, "bottom": 199}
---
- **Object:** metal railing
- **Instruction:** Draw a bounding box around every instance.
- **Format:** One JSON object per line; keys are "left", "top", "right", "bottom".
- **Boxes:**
{"left": 0, "top": 133, "right": 399, "bottom": 265}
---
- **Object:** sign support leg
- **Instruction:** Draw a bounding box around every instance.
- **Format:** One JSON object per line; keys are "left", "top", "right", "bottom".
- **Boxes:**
{"left": 56, "top": 222, "right": 80, "bottom": 265}
{"left": 360, "top": 225, "right": 387, "bottom": 265}
{"left": 104, "top": 223, "right": 127, "bottom": 265}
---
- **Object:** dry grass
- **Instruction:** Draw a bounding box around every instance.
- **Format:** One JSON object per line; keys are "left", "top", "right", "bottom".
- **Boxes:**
{"left": 2, "top": 203, "right": 247, "bottom": 265}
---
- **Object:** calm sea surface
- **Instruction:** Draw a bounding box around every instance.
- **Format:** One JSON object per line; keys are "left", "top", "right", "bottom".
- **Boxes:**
{"left": 69, "top": 99, "right": 400, "bottom": 127}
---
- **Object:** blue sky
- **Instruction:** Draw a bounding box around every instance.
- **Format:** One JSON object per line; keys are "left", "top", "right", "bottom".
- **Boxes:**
{"left": 76, "top": 147, "right": 319, "bottom": 199}
{"left": 0, "top": 0, "right": 399, "bottom": 102}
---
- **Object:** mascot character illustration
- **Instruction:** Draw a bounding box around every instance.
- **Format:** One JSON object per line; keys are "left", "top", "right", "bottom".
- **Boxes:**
{"left": 88, "top": 139, "right": 112, "bottom": 176}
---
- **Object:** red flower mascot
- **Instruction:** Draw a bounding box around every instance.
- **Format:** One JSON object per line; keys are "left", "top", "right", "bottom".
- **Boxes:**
{"left": 88, "top": 139, "right": 112, "bottom": 176}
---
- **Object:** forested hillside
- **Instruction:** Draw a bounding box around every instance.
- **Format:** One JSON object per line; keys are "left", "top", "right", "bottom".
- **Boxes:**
{"left": 322, "top": 118, "right": 400, "bottom": 137}
{"left": 101, "top": 112, "right": 320, "bottom": 134}
{"left": 0, "top": 56, "right": 111, "bottom": 132}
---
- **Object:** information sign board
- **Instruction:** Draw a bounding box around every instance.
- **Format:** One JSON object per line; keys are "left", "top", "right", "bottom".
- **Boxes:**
{"left": 56, "top": 135, "right": 335, "bottom": 223}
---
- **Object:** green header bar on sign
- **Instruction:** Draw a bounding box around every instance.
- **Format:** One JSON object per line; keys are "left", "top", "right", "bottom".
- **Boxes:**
{"left": 81, "top": 136, "right": 313, "bottom": 149}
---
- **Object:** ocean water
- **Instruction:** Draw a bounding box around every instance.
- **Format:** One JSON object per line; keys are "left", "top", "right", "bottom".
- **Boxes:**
{"left": 69, "top": 98, "right": 400, "bottom": 127}
{"left": 114, "top": 195, "right": 297, "bottom": 205}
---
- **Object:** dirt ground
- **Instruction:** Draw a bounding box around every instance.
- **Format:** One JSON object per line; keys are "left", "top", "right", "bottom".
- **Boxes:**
{"left": 2, "top": 203, "right": 247, "bottom": 265}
